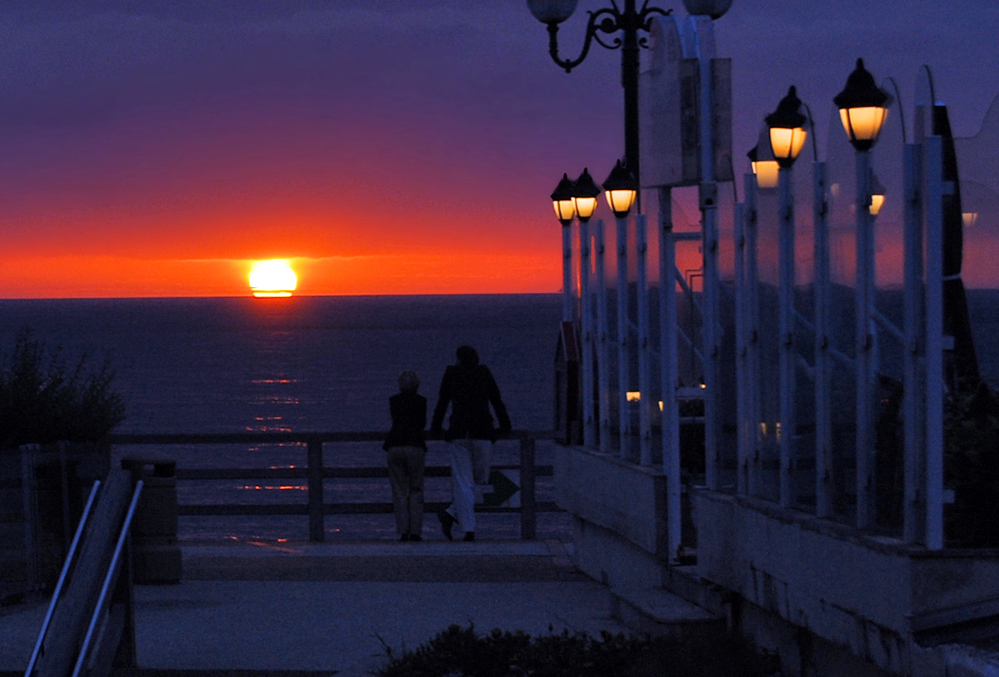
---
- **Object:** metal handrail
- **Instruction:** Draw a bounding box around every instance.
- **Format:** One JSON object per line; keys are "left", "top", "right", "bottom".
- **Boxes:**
{"left": 24, "top": 481, "right": 102, "bottom": 677}
{"left": 70, "top": 480, "right": 144, "bottom": 677}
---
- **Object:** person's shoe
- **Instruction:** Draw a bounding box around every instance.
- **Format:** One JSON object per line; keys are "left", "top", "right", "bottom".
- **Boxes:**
{"left": 438, "top": 510, "right": 455, "bottom": 541}
{"left": 462, "top": 531, "right": 475, "bottom": 542}
{"left": 400, "top": 534, "right": 410, "bottom": 542}
{"left": 409, "top": 534, "right": 423, "bottom": 542}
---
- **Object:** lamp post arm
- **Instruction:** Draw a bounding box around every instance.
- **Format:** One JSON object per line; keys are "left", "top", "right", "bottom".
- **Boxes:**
{"left": 545, "top": 7, "right": 621, "bottom": 73}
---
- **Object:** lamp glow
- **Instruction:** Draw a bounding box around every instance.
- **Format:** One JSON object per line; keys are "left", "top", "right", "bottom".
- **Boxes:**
{"left": 963, "top": 212, "right": 978, "bottom": 228}
{"left": 869, "top": 194, "right": 885, "bottom": 216}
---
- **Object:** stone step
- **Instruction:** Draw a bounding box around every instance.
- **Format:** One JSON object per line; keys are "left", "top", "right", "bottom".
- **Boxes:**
{"left": 610, "top": 584, "right": 725, "bottom": 639}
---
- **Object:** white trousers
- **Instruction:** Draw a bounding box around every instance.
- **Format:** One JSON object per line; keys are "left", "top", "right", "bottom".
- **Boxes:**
{"left": 446, "top": 438, "right": 493, "bottom": 535}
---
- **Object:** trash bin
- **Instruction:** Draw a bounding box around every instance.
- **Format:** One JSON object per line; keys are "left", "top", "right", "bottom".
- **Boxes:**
{"left": 121, "top": 457, "right": 182, "bottom": 584}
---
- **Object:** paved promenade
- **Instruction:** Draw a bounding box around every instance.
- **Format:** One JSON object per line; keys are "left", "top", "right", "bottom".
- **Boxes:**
{"left": 1, "top": 539, "right": 630, "bottom": 676}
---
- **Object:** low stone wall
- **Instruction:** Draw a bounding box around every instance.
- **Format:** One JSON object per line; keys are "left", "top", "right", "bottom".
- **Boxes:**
{"left": 555, "top": 445, "right": 669, "bottom": 589}
{"left": 694, "top": 489, "right": 999, "bottom": 674}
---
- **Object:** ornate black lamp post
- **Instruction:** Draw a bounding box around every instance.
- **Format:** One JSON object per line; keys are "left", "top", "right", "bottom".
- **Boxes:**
{"left": 526, "top": 0, "right": 675, "bottom": 183}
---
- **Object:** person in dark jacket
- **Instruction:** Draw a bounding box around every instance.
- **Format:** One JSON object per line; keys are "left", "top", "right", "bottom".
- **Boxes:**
{"left": 384, "top": 370, "right": 427, "bottom": 541}
{"left": 430, "top": 345, "right": 511, "bottom": 541}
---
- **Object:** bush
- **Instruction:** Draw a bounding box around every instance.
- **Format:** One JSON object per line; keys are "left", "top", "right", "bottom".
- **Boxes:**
{"left": 0, "top": 328, "right": 125, "bottom": 449}
{"left": 374, "top": 624, "right": 778, "bottom": 677}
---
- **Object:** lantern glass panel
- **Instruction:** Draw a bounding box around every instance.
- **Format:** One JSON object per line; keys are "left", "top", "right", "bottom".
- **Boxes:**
{"left": 839, "top": 106, "right": 888, "bottom": 143}
{"left": 769, "top": 127, "right": 807, "bottom": 162}
{"left": 553, "top": 199, "right": 576, "bottom": 222}
{"left": 869, "top": 194, "right": 885, "bottom": 216}
{"left": 574, "top": 196, "right": 598, "bottom": 220}
{"left": 605, "top": 189, "right": 636, "bottom": 216}
{"left": 753, "top": 160, "right": 780, "bottom": 189}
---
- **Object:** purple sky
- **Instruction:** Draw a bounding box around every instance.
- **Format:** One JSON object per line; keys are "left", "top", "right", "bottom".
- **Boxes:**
{"left": 0, "top": 0, "right": 995, "bottom": 295}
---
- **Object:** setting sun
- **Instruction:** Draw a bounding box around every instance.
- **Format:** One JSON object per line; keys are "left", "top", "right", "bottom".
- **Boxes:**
{"left": 249, "top": 260, "right": 297, "bottom": 298}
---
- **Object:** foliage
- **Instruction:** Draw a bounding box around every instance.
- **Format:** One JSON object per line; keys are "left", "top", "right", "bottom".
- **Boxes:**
{"left": 374, "top": 624, "right": 778, "bottom": 677}
{"left": 0, "top": 328, "right": 126, "bottom": 449}
{"left": 943, "top": 381, "right": 999, "bottom": 547}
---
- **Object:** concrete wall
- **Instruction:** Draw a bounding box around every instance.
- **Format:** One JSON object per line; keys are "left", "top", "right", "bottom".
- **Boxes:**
{"left": 694, "top": 489, "right": 999, "bottom": 674}
{"left": 555, "top": 445, "right": 669, "bottom": 589}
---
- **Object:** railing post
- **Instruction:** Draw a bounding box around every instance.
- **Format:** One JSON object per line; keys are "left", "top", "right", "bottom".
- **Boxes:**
{"left": 519, "top": 435, "right": 537, "bottom": 540}
{"left": 307, "top": 440, "right": 324, "bottom": 542}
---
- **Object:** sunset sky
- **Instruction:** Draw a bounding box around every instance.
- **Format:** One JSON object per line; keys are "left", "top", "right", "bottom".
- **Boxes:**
{"left": 0, "top": 0, "right": 996, "bottom": 297}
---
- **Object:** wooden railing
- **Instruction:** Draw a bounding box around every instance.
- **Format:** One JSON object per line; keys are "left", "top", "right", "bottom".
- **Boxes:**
{"left": 108, "top": 430, "right": 557, "bottom": 541}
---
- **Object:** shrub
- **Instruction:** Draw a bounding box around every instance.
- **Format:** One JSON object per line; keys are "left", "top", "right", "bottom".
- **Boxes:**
{"left": 374, "top": 624, "right": 778, "bottom": 677}
{"left": 0, "top": 328, "right": 125, "bottom": 449}
{"left": 944, "top": 381, "right": 999, "bottom": 547}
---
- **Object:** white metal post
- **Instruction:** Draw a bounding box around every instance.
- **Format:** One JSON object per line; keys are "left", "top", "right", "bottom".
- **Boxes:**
{"left": 813, "top": 160, "right": 833, "bottom": 518}
{"left": 659, "top": 187, "right": 682, "bottom": 562}
{"left": 562, "top": 224, "right": 574, "bottom": 323}
{"left": 734, "top": 200, "right": 748, "bottom": 495}
{"left": 699, "top": 59, "right": 719, "bottom": 491}
{"left": 745, "top": 173, "right": 760, "bottom": 497}
{"left": 637, "top": 214, "right": 653, "bottom": 465}
{"left": 580, "top": 220, "right": 596, "bottom": 448}
{"left": 924, "top": 135, "right": 944, "bottom": 550}
{"left": 778, "top": 165, "right": 796, "bottom": 508}
{"left": 596, "top": 221, "right": 612, "bottom": 454}
{"left": 855, "top": 150, "right": 875, "bottom": 530}
{"left": 903, "top": 143, "right": 926, "bottom": 543}
{"left": 617, "top": 215, "right": 632, "bottom": 459}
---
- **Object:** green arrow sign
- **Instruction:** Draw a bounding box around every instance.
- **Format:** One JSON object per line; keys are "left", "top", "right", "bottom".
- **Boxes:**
{"left": 482, "top": 469, "right": 520, "bottom": 507}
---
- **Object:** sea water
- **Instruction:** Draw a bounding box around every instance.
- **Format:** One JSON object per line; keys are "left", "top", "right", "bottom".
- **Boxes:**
{"left": 0, "top": 294, "right": 564, "bottom": 541}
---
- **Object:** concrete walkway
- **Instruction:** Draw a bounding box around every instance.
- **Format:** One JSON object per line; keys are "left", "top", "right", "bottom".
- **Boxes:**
{"left": 1, "top": 539, "right": 639, "bottom": 676}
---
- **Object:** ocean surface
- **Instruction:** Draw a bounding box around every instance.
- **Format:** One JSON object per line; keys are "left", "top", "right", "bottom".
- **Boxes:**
{"left": 0, "top": 294, "right": 565, "bottom": 542}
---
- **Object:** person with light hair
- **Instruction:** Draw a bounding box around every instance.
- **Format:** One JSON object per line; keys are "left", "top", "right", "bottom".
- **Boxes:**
{"left": 431, "top": 346, "right": 511, "bottom": 542}
{"left": 383, "top": 370, "right": 427, "bottom": 541}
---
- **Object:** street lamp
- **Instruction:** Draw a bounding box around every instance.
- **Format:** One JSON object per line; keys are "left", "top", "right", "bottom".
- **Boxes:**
{"left": 834, "top": 59, "right": 889, "bottom": 152}
{"left": 526, "top": 0, "right": 680, "bottom": 185}
{"left": 834, "top": 57, "right": 890, "bottom": 529}
{"left": 766, "top": 86, "right": 807, "bottom": 169}
{"left": 602, "top": 159, "right": 639, "bottom": 217}
{"left": 747, "top": 145, "right": 780, "bottom": 190}
{"left": 571, "top": 168, "right": 601, "bottom": 222}
{"left": 551, "top": 173, "right": 577, "bottom": 226}
{"left": 870, "top": 174, "right": 885, "bottom": 216}
{"left": 765, "top": 84, "right": 806, "bottom": 507}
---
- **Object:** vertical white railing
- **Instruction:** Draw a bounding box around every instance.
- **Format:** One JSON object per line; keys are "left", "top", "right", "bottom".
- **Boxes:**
{"left": 637, "top": 214, "right": 653, "bottom": 464}
{"left": 617, "top": 215, "right": 632, "bottom": 459}
{"left": 813, "top": 160, "right": 833, "bottom": 518}
{"left": 924, "top": 135, "right": 944, "bottom": 550}
{"left": 580, "top": 220, "right": 597, "bottom": 448}
{"left": 596, "top": 221, "right": 612, "bottom": 454}
{"left": 659, "top": 187, "right": 682, "bottom": 562}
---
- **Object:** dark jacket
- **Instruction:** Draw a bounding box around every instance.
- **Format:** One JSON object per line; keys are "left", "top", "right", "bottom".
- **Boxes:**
{"left": 383, "top": 391, "right": 427, "bottom": 451}
{"left": 430, "top": 364, "right": 511, "bottom": 441}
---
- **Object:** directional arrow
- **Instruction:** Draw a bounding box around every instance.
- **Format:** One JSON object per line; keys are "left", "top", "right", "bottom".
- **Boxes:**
{"left": 482, "top": 469, "right": 520, "bottom": 507}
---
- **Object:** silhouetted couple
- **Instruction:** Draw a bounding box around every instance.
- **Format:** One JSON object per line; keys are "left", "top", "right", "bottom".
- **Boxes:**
{"left": 383, "top": 345, "right": 511, "bottom": 542}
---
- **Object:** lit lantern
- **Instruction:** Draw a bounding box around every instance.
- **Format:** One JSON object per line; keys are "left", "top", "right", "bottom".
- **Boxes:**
{"left": 834, "top": 59, "right": 890, "bottom": 152}
{"left": 572, "top": 168, "right": 601, "bottom": 222}
{"left": 869, "top": 174, "right": 885, "bottom": 216}
{"left": 747, "top": 145, "right": 779, "bottom": 189}
{"left": 601, "top": 160, "right": 638, "bottom": 218}
{"left": 963, "top": 212, "right": 979, "bottom": 228}
{"left": 765, "top": 86, "right": 807, "bottom": 169}
{"left": 550, "top": 173, "right": 576, "bottom": 225}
